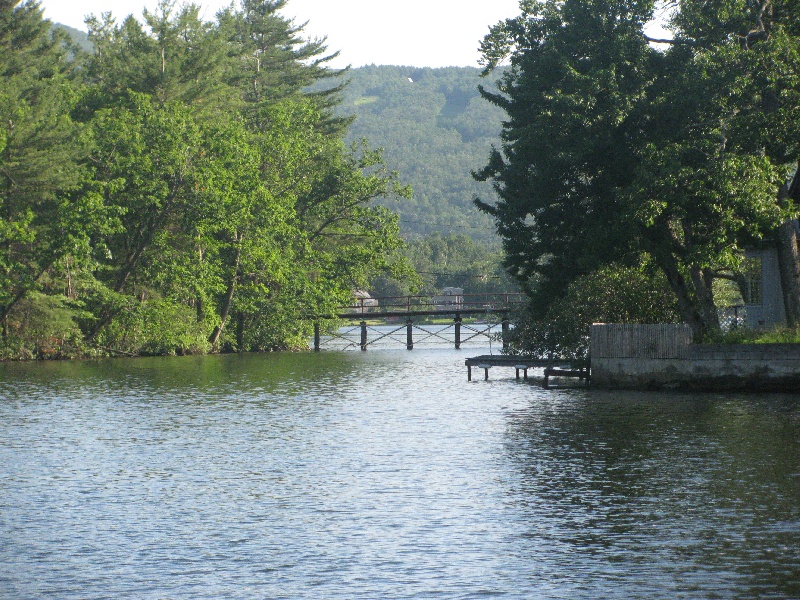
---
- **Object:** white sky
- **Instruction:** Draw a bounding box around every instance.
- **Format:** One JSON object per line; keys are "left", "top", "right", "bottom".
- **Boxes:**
{"left": 37, "top": 0, "right": 523, "bottom": 69}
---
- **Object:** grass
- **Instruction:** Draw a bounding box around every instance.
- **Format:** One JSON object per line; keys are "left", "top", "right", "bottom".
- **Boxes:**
{"left": 707, "top": 326, "right": 800, "bottom": 345}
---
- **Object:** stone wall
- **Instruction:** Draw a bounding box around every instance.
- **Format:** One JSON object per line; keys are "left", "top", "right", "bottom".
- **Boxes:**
{"left": 590, "top": 323, "right": 800, "bottom": 391}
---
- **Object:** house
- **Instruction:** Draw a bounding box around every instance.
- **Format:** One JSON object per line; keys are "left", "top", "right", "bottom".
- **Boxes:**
{"left": 743, "top": 246, "right": 786, "bottom": 328}
{"left": 433, "top": 287, "right": 464, "bottom": 310}
{"left": 743, "top": 167, "right": 800, "bottom": 328}
{"left": 350, "top": 290, "right": 378, "bottom": 314}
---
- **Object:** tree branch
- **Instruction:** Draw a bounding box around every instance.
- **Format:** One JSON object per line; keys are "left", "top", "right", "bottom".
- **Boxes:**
{"left": 643, "top": 35, "right": 696, "bottom": 46}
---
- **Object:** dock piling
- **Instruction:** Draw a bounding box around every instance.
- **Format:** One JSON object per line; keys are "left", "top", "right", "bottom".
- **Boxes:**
{"left": 360, "top": 321, "right": 368, "bottom": 351}
{"left": 406, "top": 318, "right": 414, "bottom": 350}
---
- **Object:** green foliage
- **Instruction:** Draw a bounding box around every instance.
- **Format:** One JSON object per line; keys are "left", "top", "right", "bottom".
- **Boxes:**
{"left": 707, "top": 327, "right": 800, "bottom": 345}
{"left": 315, "top": 65, "right": 507, "bottom": 242}
{"left": 478, "top": 0, "right": 800, "bottom": 340}
{"left": 372, "top": 233, "right": 514, "bottom": 297}
{"left": 507, "top": 264, "right": 681, "bottom": 361}
{"left": 1, "top": 0, "right": 99, "bottom": 347}
{"left": 0, "top": 292, "right": 87, "bottom": 360}
{"left": 1, "top": 1, "right": 415, "bottom": 359}
{"left": 95, "top": 296, "right": 212, "bottom": 356}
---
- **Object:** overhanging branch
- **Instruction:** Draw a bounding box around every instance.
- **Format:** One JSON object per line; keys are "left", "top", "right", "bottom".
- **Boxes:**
{"left": 644, "top": 35, "right": 697, "bottom": 46}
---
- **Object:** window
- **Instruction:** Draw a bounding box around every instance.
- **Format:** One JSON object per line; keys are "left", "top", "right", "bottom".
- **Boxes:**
{"left": 744, "top": 256, "right": 763, "bottom": 305}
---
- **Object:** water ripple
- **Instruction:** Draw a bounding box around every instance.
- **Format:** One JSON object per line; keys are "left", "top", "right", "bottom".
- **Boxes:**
{"left": 1, "top": 351, "right": 799, "bottom": 598}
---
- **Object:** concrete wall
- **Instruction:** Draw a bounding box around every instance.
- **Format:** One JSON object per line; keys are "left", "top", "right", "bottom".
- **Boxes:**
{"left": 590, "top": 323, "right": 800, "bottom": 391}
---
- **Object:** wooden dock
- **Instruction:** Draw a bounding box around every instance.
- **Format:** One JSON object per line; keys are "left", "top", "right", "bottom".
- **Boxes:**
{"left": 465, "top": 355, "right": 590, "bottom": 388}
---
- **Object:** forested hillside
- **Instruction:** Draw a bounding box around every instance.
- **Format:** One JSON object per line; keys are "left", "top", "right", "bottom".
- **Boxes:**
{"left": 54, "top": 23, "right": 91, "bottom": 52}
{"left": 331, "top": 65, "right": 506, "bottom": 243}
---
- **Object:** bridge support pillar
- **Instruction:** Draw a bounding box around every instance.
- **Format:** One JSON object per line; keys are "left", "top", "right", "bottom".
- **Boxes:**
{"left": 360, "top": 321, "right": 368, "bottom": 351}
{"left": 454, "top": 313, "right": 462, "bottom": 349}
{"left": 314, "top": 322, "right": 321, "bottom": 352}
{"left": 406, "top": 318, "right": 414, "bottom": 350}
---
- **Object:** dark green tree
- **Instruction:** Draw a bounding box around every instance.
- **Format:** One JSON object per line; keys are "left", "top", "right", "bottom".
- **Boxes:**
{"left": 666, "top": 0, "right": 800, "bottom": 325}
{"left": 83, "top": 1, "right": 233, "bottom": 113}
{"left": 218, "top": 0, "right": 349, "bottom": 133}
{"left": 507, "top": 262, "right": 680, "bottom": 360}
{"left": 0, "top": 0, "right": 115, "bottom": 345}
{"left": 476, "top": 0, "right": 797, "bottom": 339}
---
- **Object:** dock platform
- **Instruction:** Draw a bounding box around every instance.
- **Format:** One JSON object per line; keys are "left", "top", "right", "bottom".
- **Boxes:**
{"left": 465, "top": 355, "right": 590, "bottom": 387}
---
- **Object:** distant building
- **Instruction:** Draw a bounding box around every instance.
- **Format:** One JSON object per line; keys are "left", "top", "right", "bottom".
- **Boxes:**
{"left": 351, "top": 290, "right": 378, "bottom": 314}
{"left": 433, "top": 287, "right": 463, "bottom": 309}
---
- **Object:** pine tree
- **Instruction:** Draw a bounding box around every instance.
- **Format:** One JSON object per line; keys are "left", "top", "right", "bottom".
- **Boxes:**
{"left": 0, "top": 0, "right": 91, "bottom": 339}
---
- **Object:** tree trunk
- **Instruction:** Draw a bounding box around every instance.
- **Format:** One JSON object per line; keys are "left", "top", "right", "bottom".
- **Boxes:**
{"left": 660, "top": 258, "right": 708, "bottom": 340}
{"left": 196, "top": 296, "right": 205, "bottom": 323}
{"left": 208, "top": 240, "right": 242, "bottom": 351}
{"left": 690, "top": 265, "right": 720, "bottom": 333}
{"left": 650, "top": 224, "right": 719, "bottom": 340}
{"left": 196, "top": 239, "right": 205, "bottom": 323}
{"left": 774, "top": 219, "right": 800, "bottom": 327}
{"left": 774, "top": 169, "right": 800, "bottom": 327}
{"left": 208, "top": 275, "right": 237, "bottom": 350}
{"left": 236, "top": 312, "right": 245, "bottom": 352}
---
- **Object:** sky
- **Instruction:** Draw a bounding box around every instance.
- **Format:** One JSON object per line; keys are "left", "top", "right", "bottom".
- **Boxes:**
{"left": 37, "top": 0, "right": 523, "bottom": 69}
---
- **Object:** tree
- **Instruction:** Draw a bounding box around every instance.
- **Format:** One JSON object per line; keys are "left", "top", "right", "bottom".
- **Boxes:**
{"left": 476, "top": 0, "right": 798, "bottom": 339}
{"left": 232, "top": 100, "right": 412, "bottom": 351}
{"left": 218, "top": 0, "right": 349, "bottom": 132}
{"left": 0, "top": 0, "right": 114, "bottom": 342}
{"left": 507, "top": 263, "right": 680, "bottom": 360}
{"left": 83, "top": 2, "right": 234, "bottom": 114}
{"left": 1, "top": 1, "right": 414, "bottom": 357}
{"left": 79, "top": 1, "right": 414, "bottom": 354}
{"left": 667, "top": 0, "right": 800, "bottom": 325}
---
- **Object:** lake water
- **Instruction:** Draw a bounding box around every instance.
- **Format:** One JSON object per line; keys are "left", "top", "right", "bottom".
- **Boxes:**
{"left": 1, "top": 347, "right": 799, "bottom": 599}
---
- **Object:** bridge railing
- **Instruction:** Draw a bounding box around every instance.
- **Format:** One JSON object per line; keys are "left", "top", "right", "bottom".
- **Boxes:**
{"left": 339, "top": 292, "right": 526, "bottom": 315}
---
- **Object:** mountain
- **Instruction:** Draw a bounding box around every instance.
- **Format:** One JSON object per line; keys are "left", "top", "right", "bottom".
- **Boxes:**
{"left": 330, "top": 65, "right": 506, "bottom": 244}
{"left": 54, "top": 23, "right": 93, "bottom": 52}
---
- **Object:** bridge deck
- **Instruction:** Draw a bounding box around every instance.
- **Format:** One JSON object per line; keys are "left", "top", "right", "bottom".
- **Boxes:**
{"left": 334, "top": 308, "right": 510, "bottom": 319}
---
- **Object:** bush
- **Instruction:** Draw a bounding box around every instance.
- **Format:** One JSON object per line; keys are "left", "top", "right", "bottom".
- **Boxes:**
{"left": 507, "top": 263, "right": 681, "bottom": 361}
{"left": 1, "top": 292, "right": 87, "bottom": 359}
{"left": 96, "top": 298, "right": 212, "bottom": 356}
{"left": 706, "top": 327, "right": 800, "bottom": 345}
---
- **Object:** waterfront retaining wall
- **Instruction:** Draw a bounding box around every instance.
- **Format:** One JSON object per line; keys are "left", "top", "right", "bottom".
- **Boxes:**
{"left": 590, "top": 323, "right": 800, "bottom": 391}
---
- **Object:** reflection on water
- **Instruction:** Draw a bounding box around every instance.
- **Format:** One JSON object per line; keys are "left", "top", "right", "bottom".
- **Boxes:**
{"left": 1, "top": 350, "right": 798, "bottom": 598}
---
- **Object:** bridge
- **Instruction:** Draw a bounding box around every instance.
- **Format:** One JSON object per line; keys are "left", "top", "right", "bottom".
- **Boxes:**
{"left": 312, "top": 292, "right": 524, "bottom": 351}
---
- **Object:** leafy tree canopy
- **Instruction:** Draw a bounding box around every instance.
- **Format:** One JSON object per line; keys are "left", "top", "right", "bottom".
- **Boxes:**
{"left": 1, "top": 0, "right": 413, "bottom": 358}
{"left": 477, "top": 0, "right": 800, "bottom": 340}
